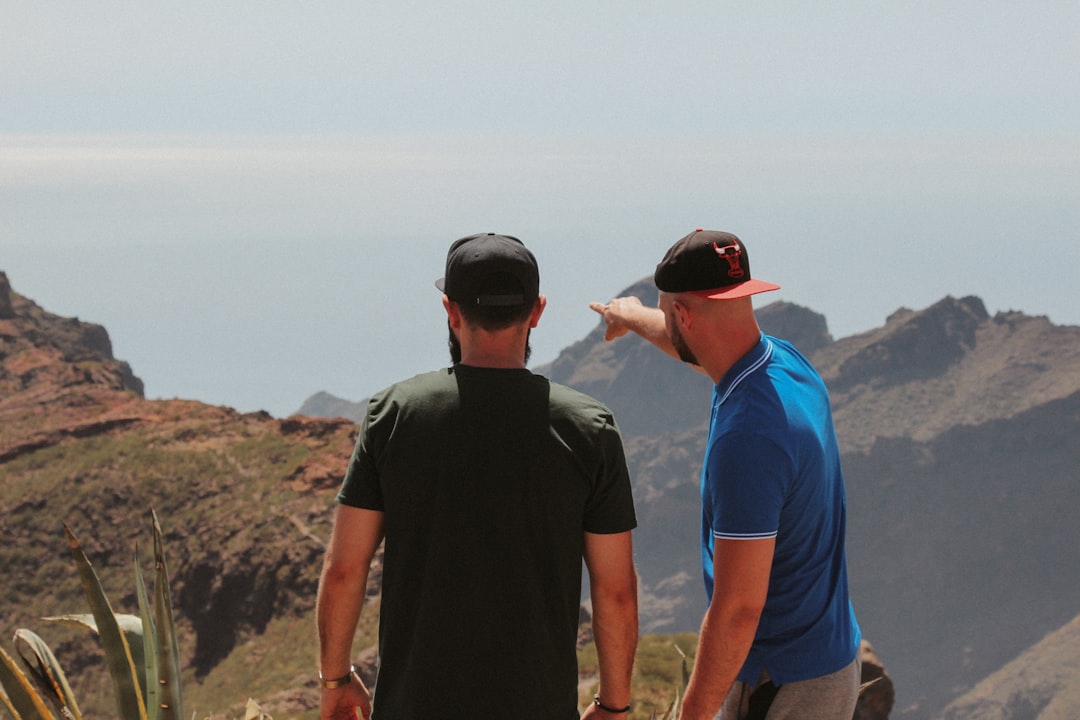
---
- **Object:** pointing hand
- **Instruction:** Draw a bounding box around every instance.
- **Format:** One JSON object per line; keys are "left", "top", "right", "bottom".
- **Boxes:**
{"left": 589, "top": 296, "right": 645, "bottom": 342}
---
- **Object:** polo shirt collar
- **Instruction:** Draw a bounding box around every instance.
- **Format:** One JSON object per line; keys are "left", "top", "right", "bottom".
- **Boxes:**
{"left": 713, "top": 334, "right": 773, "bottom": 408}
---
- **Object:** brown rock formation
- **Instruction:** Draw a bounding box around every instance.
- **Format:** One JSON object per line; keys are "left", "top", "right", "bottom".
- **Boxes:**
{"left": 857, "top": 640, "right": 896, "bottom": 720}
{"left": 0, "top": 273, "right": 359, "bottom": 716}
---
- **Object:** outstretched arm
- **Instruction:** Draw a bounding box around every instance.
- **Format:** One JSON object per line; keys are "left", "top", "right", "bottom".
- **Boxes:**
{"left": 316, "top": 505, "right": 385, "bottom": 720}
{"left": 581, "top": 530, "right": 638, "bottom": 719}
{"left": 589, "top": 296, "right": 710, "bottom": 379}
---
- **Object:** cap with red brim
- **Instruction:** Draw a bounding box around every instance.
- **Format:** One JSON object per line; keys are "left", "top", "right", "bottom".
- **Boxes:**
{"left": 654, "top": 229, "right": 780, "bottom": 299}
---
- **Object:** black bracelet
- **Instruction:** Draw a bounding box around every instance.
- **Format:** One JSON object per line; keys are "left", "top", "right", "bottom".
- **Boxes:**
{"left": 593, "top": 695, "right": 631, "bottom": 714}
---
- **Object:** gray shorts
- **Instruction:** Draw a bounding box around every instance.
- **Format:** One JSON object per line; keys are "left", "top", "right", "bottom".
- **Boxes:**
{"left": 716, "top": 658, "right": 861, "bottom": 720}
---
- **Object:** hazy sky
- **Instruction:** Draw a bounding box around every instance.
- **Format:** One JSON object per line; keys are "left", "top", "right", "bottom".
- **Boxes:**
{"left": 3, "top": 2, "right": 1078, "bottom": 417}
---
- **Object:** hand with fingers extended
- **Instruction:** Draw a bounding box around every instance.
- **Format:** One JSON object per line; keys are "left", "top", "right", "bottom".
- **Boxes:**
{"left": 588, "top": 296, "right": 647, "bottom": 341}
{"left": 589, "top": 295, "right": 680, "bottom": 363}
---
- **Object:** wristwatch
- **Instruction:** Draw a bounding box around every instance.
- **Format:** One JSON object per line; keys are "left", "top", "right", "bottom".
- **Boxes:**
{"left": 319, "top": 665, "right": 356, "bottom": 689}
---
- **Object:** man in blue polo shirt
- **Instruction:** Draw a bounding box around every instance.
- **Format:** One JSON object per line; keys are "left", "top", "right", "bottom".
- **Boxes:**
{"left": 590, "top": 229, "right": 860, "bottom": 720}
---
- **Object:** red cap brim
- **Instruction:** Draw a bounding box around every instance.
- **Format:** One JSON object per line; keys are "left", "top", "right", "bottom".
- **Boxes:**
{"left": 688, "top": 279, "right": 781, "bottom": 300}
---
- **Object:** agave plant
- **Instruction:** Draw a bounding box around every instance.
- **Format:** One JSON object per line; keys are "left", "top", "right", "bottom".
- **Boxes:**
{"left": 0, "top": 509, "right": 226, "bottom": 720}
{"left": 648, "top": 643, "right": 689, "bottom": 720}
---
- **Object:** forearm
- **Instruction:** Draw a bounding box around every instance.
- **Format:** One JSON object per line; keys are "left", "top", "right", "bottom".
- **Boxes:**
{"left": 590, "top": 566, "right": 639, "bottom": 708}
{"left": 620, "top": 305, "right": 680, "bottom": 359}
{"left": 679, "top": 599, "right": 760, "bottom": 720}
{"left": 316, "top": 558, "right": 369, "bottom": 678}
{"left": 317, "top": 502, "right": 384, "bottom": 719}
{"left": 317, "top": 506, "right": 383, "bottom": 678}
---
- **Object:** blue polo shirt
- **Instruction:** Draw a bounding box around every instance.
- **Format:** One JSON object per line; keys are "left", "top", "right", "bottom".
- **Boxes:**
{"left": 701, "top": 335, "right": 860, "bottom": 685}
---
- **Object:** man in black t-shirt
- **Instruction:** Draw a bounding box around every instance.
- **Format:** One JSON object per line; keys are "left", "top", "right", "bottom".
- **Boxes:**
{"left": 317, "top": 233, "right": 639, "bottom": 720}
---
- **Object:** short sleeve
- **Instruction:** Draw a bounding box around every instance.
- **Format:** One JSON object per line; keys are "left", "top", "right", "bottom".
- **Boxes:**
{"left": 336, "top": 397, "right": 386, "bottom": 510}
{"left": 704, "top": 430, "right": 788, "bottom": 540}
{"left": 582, "top": 413, "right": 637, "bottom": 535}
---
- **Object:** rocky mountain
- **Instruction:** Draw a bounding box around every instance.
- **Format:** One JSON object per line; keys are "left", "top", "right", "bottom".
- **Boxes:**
{"left": 0, "top": 271, "right": 358, "bottom": 717}
{"left": 934, "top": 612, "right": 1080, "bottom": 720}
{"left": 542, "top": 284, "right": 1080, "bottom": 719}
{"left": 545, "top": 286, "right": 1080, "bottom": 720}
{"left": 303, "top": 281, "right": 1080, "bottom": 719}
{"left": 809, "top": 296, "right": 1079, "bottom": 719}
{"left": 297, "top": 390, "right": 368, "bottom": 422}
{"left": 6, "top": 266, "right": 1080, "bottom": 719}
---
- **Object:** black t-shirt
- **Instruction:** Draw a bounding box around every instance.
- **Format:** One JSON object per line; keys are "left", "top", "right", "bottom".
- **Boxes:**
{"left": 339, "top": 364, "right": 636, "bottom": 719}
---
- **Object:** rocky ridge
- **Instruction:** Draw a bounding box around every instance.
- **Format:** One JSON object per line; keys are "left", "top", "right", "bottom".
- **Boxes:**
{"left": 936, "top": 614, "right": 1080, "bottom": 720}
{"left": 6, "top": 267, "right": 1079, "bottom": 719}
{"left": 300, "top": 281, "right": 1080, "bottom": 719}
{"left": 0, "top": 271, "right": 358, "bottom": 716}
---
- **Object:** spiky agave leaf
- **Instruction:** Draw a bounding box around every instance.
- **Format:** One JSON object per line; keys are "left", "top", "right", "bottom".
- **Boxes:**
{"left": 660, "top": 686, "right": 680, "bottom": 720}
{"left": 243, "top": 698, "right": 273, "bottom": 719}
{"left": 0, "top": 644, "right": 58, "bottom": 720}
{"left": 151, "top": 509, "right": 184, "bottom": 720}
{"left": 0, "top": 688, "right": 22, "bottom": 720}
{"left": 12, "top": 629, "right": 81, "bottom": 719}
{"left": 41, "top": 615, "right": 144, "bottom": 652}
{"left": 673, "top": 643, "right": 690, "bottom": 689}
{"left": 42, "top": 612, "right": 149, "bottom": 712}
{"left": 133, "top": 545, "right": 160, "bottom": 716}
{"left": 63, "top": 524, "right": 148, "bottom": 720}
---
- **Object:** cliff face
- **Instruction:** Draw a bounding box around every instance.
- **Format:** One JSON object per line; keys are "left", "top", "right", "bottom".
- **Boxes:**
{"left": 0, "top": 272, "right": 357, "bottom": 716}
{"left": 1, "top": 272, "right": 147, "bottom": 466}
{"left": 935, "top": 612, "right": 1080, "bottom": 720}
{"left": 817, "top": 295, "right": 1080, "bottom": 453}
{"left": 298, "top": 284, "right": 1080, "bottom": 719}
{"left": 7, "top": 267, "right": 1080, "bottom": 719}
{"left": 534, "top": 288, "right": 1080, "bottom": 719}
{"left": 0, "top": 271, "right": 143, "bottom": 400}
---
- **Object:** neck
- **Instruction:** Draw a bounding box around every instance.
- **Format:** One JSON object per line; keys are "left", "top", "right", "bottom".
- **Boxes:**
{"left": 700, "top": 325, "right": 761, "bottom": 383}
{"left": 457, "top": 325, "right": 530, "bottom": 369}
{"left": 690, "top": 298, "right": 763, "bottom": 384}
{"left": 458, "top": 347, "right": 527, "bottom": 369}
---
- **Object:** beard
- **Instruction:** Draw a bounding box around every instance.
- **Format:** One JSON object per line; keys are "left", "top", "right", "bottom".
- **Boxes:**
{"left": 668, "top": 321, "right": 699, "bottom": 366}
{"left": 448, "top": 322, "right": 532, "bottom": 365}
{"left": 448, "top": 322, "right": 462, "bottom": 364}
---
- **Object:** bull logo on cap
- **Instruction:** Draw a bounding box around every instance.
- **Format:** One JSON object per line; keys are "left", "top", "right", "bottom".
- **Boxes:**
{"left": 713, "top": 241, "right": 746, "bottom": 280}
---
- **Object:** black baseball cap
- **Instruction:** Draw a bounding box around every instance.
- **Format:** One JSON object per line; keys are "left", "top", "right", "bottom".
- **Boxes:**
{"left": 435, "top": 233, "right": 540, "bottom": 306}
{"left": 654, "top": 229, "right": 780, "bottom": 299}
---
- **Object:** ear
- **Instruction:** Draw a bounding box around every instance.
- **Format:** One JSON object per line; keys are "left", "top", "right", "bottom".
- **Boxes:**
{"left": 528, "top": 295, "right": 547, "bottom": 329}
{"left": 443, "top": 295, "right": 463, "bottom": 329}
{"left": 672, "top": 298, "right": 693, "bottom": 330}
